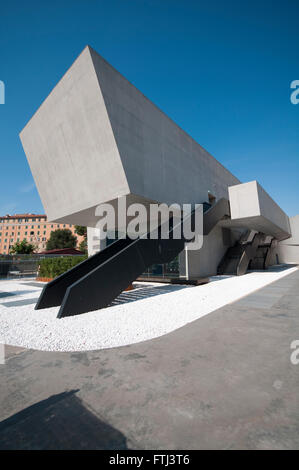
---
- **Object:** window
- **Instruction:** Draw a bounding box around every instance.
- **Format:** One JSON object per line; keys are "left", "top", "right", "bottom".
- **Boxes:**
{"left": 44, "top": 225, "right": 46, "bottom": 228}
{"left": 30, "top": 231, "right": 34, "bottom": 235}
{"left": 38, "top": 225, "right": 40, "bottom": 228}
{"left": 31, "top": 225, "right": 34, "bottom": 229}
{"left": 18, "top": 219, "right": 22, "bottom": 223}
{"left": 11, "top": 232, "right": 14, "bottom": 236}
{"left": 32, "top": 218, "right": 36, "bottom": 222}
{"left": 63, "top": 224, "right": 66, "bottom": 227}
{"left": 18, "top": 232, "right": 20, "bottom": 235}
{"left": 43, "top": 231, "right": 46, "bottom": 235}
{"left": 25, "top": 231, "right": 27, "bottom": 235}
{"left": 37, "top": 231, "right": 40, "bottom": 235}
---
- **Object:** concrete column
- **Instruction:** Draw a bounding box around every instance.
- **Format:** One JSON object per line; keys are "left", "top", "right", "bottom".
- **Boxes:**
{"left": 87, "top": 227, "right": 106, "bottom": 256}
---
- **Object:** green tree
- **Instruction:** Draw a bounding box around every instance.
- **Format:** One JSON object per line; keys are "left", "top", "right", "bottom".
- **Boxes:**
{"left": 75, "top": 225, "right": 88, "bottom": 254}
{"left": 74, "top": 225, "right": 87, "bottom": 237}
{"left": 79, "top": 239, "right": 88, "bottom": 254}
{"left": 46, "top": 229, "right": 77, "bottom": 250}
{"left": 10, "top": 239, "right": 35, "bottom": 254}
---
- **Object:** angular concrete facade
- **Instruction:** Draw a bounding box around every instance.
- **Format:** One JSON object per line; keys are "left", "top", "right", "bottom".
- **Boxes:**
{"left": 20, "top": 46, "right": 239, "bottom": 228}
{"left": 20, "top": 46, "right": 296, "bottom": 280}
{"left": 20, "top": 47, "right": 129, "bottom": 226}
{"left": 225, "top": 181, "right": 290, "bottom": 241}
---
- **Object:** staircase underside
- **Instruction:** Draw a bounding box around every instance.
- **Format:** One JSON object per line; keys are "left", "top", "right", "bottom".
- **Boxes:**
{"left": 218, "top": 231, "right": 276, "bottom": 276}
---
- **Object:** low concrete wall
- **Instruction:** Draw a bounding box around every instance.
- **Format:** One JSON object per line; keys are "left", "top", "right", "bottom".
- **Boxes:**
{"left": 276, "top": 215, "right": 299, "bottom": 263}
{"left": 279, "top": 215, "right": 299, "bottom": 246}
{"left": 276, "top": 245, "right": 299, "bottom": 264}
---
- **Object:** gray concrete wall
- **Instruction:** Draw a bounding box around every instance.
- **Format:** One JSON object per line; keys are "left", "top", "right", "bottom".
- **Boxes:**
{"left": 279, "top": 215, "right": 299, "bottom": 246}
{"left": 276, "top": 245, "right": 299, "bottom": 264}
{"left": 186, "top": 226, "right": 229, "bottom": 278}
{"left": 185, "top": 227, "right": 244, "bottom": 278}
{"left": 90, "top": 47, "right": 240, "bottom": 208}
{"left": 276, "top": 215, "right": 299, "bottom": 264}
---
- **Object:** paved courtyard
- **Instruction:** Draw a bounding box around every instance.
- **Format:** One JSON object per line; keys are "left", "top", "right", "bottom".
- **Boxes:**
{"left": 0, "top": 268, "right": 299, "bottom": 449}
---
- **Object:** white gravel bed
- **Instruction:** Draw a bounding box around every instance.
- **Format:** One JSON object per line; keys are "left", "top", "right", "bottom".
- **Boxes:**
{"left": 0, "top": 266, "right": 297, "bottom": 352}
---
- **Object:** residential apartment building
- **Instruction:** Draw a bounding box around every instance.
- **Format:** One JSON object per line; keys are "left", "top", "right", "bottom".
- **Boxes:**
{"left": 0, "top": 213, "right": 85, "bottom": 254}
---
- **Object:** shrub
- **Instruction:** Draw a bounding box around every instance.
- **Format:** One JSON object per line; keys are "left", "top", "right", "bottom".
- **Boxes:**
{"left": 38, "top": 255, "right": 87, "bottom": 279}
{"left": 10, "top": 239, "right": 36, "bottom": 254}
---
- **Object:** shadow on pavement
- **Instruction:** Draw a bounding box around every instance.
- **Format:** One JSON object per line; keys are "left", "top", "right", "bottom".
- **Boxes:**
{"left": 0, "top": 390, "right": 128, "bottom": 450}
{"left": 111, "top": 283, "right": 191, "bottom": 306}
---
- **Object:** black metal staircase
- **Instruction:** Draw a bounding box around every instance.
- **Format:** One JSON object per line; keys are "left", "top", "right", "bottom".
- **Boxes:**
{"left": 36, "top": 198, "right": 230, "bottom": 318}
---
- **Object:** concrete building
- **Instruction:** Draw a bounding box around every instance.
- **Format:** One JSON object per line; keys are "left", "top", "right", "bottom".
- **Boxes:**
{"left": 0, "top": 213, "right": 84, "bottom": 254}
{"left": 18, "top": 46, "right": 299, "bottom": 315}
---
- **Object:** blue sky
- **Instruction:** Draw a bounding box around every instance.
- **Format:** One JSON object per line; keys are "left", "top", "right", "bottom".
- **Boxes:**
{"left": 0, "top": 0, "right": 298, "bottom": 216}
